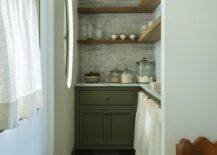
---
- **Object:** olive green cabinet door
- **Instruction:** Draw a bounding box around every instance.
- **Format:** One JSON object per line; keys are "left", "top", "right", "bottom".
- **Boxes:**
{"left": 107, "top": 110, "right": 135, "bottom": 146}
{"left": 79, "top": 110, "right": 106, "bottom": 145}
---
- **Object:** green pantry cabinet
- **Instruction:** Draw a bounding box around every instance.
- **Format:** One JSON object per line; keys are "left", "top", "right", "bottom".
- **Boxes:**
{"left": 75, "top": 86, "right": 138, "bottom": 153}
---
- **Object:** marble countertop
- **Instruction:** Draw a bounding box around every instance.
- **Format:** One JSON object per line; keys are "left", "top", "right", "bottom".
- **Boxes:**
{"left": 139, "top": 84, "right": 161, "bottom": 101}
{"left": 75, "top": 83, "right": 161, "bottom": 101}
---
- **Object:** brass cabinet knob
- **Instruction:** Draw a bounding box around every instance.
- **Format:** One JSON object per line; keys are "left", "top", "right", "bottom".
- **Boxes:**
{"left": 104, "top": 96, "right": 110, "bottom": 101}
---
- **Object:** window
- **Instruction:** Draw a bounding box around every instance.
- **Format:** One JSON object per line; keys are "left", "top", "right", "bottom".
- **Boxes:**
{"left": 65, "top": 0, "right": 74, "bottom": 89}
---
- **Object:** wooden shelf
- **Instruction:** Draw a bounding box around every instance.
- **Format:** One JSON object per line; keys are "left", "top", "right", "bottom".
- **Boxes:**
{"left": 139, "top": 16, "right": 161, "bottom": 43}
{"left": 78, "top": 0, "right": 161, "bottom": 14}
{"left": 78, "top": 7, "right": 153, "bottom": 14}
{"left": 139, "top": 0, "right": 161, "bottom": 12}
{"left": 77, "top": 39, "right": 143, "bottom": 45}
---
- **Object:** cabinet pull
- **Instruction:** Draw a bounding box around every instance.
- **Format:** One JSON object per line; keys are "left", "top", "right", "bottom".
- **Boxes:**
{"left": 104, "top": 96, "right": 110, "bottom": 101}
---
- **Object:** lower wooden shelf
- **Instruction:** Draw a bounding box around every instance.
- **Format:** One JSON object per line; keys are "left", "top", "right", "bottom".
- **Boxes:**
{"left": 77, "top": 39, "right": 142, "bottom": 45}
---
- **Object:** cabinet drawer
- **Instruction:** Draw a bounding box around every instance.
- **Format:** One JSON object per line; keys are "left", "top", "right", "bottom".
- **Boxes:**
{"left": 79, "top": 90, "right": 135, "bottom": 106}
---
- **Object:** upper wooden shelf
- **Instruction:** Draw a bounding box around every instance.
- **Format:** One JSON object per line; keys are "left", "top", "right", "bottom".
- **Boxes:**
{"left": 139, "top": 16, "right": 161, "bottom": 43}
{"left": 139, "top": 0, "right": 161, "bottom": 12}
{"left": 78, "top": 0, "right": 160, "bottom": 14}
{"left": 78, "top": 7, "right": 153, "bottom": 14}
{"left": 78, "top": 39, "right": 143, "bottom": 45}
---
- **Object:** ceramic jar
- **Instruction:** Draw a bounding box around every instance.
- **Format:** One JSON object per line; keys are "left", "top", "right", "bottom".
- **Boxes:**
{"left": 110, "top": 69, "right": 121, "bottom": 83}
{"left": 121, "top": 68, "right": 133, "bottom": 83}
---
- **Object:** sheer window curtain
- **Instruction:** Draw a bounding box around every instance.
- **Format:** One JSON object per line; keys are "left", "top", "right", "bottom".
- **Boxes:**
{"left": 0, "top": 0, "right": 43, "bottom": 130}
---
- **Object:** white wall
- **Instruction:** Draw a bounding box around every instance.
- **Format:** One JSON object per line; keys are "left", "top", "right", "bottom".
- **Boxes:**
{"left": 163, "top": 0, "right": 217, "bottom": 154}
{"left": 54, "top": 0, "right": 78, "bottom": 154}
{"left": 0, "top": 112, "right": 46, "bottom": 155}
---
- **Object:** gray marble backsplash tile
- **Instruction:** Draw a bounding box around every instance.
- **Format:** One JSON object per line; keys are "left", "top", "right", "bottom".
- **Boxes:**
{"left": 78, "top": 2, "right": 161, "bottom": 82}
{"left": 154, "top": 5, "right": 161, "bottom": 18}
{"left": 154, "top": 5, "right": 161, "bottom": 82}
{"left": 79, "top": 14, "right": 154, "bottom": 40}
{"left": 79, "top": 44, "right": 154, "bottom": 82}
{"left": 154, "top": 41, "right": 161, "bottom": 82}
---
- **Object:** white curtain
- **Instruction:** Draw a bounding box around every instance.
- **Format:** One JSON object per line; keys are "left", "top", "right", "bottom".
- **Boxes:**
{"left": 0, "top": 0, "right": 43, "bottom": 130}
{"left": 134, "top": 92, "right": 160, "bottom": 155}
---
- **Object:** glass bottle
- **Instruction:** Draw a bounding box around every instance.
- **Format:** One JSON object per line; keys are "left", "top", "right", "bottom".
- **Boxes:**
{"left": 94, "top": 23, "right": 103, "bottom": 39}
{"left": 87, "top": 17, "right": 94, "bottom": 39}
{"left": 80, "top": 18, "right": 87, "bottom": 39}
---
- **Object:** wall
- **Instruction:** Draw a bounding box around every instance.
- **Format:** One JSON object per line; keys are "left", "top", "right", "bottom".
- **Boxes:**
{"left": 40, "top": 0, "right": 55, "bottom": 154}
{"left": 0, "top": 112, "right": 46, "bottom": 155}
{"left": 154, "top": 41, "right": 161, "bottom": 82}
{"left": 54, "top": 0, "right": 78, "bottom": 154}
{"left": 163, "top": 0, "right": 217, "bottom": 155}
{"left": 78, "top": 12, "right": 155, "bottom": 82}
{"left": 79, "top": 44, "right": 154, "bottom": 82}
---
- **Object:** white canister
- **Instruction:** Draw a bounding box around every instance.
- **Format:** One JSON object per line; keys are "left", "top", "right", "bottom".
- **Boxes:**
{"left": 121, "top": 69, "right": 133, "bottom": 83}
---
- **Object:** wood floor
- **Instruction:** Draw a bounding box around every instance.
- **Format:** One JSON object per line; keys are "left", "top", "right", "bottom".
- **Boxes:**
{"left": 73, "top": 150, "right": 135, "bottom": 155}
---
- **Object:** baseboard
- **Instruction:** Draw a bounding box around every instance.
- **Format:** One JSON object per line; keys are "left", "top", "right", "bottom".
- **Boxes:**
{"left": 71, "top": 149, "right": 75, "bottom": 155}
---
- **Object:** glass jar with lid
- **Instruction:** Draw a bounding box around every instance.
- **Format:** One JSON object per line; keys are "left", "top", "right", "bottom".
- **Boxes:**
{"left": 136, "top": 57, "right": 154, "bottom": 83}
{"left": 121, "top": 68, "right": 133, "bottom": 84}
{"left": 110, "top": 68, "right": 121, "bottom": 83}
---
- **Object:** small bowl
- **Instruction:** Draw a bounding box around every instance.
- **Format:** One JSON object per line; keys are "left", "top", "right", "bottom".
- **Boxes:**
{"left": 111, "top": 34, "right": 118, "bottom": 40}
{"left": 129, "top": 34, "right": 136, "bottom": 40}
{"left": 84, "top": 76, "right": 100, "bottom": 83}
{"left": 120, "top": 34, "right": 126, "bottom": 40}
